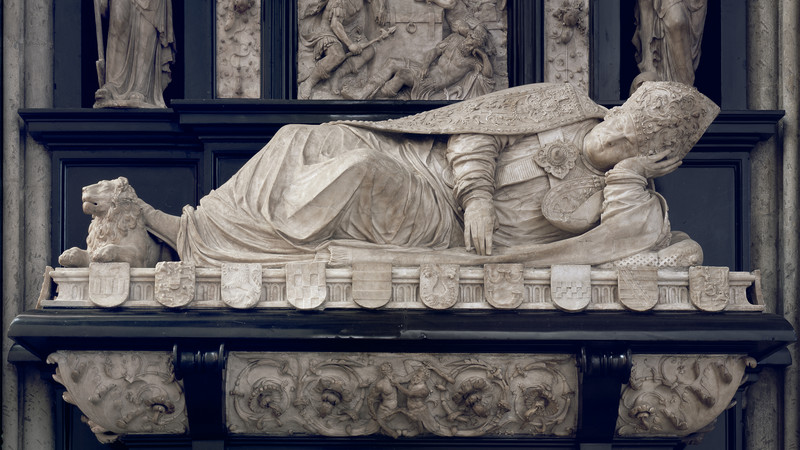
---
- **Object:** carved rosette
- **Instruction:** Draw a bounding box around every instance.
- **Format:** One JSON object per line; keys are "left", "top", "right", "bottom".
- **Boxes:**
{"left": 47, "top": 351, "right": 187, "bottom": 443}
{"left": 616, "top": 355, "right": 755, "bottom": 437}
{"left": 226, "top": 352, "right": 578, "bottom": 438}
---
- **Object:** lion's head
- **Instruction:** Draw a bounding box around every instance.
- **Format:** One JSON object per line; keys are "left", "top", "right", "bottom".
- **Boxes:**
{"left": 85, "top": 177, "right": 145, "bottom": 251}
{"left": 82, "top": 177, "right": 138, "bottom": 216}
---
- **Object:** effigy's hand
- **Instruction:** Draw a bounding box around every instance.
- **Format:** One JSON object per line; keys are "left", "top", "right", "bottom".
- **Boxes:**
{"left": 615, "top": 149, "right": 682, "bottom": 179}
{"left": 464, "top": 198, "right": 498, "bottom": 256}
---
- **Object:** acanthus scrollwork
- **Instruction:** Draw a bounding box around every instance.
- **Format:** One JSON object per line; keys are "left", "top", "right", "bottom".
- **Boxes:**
{"left": 616, "top": 355, "right": 755, "bottom": 437}
{"left": 47, "top": 351, "right": 187, "bottom": 443}
{"left": 226, "top": 352, "right": 578, "bottom": 438}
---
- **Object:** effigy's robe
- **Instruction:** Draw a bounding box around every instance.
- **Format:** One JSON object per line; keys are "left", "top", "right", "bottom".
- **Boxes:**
{"left": 178, "top": 124, "right": 459, "bottom": 266}
{"left": 177, "top": 84, "right": 668, "bottom": 267}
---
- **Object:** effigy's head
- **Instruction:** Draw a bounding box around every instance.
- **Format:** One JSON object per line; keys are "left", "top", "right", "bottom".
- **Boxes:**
{"left": 584, "top": 81, "right": 719, "bottom": 170}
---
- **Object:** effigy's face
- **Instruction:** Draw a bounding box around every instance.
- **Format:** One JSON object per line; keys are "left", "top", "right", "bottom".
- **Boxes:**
{"left": 583, "top": 113, "right": 640, "bottom": 171}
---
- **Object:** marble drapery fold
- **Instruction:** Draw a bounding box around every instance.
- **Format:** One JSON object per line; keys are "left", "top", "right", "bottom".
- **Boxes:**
{"left": 94, "top": 0, "right": 176, "bottom": 108}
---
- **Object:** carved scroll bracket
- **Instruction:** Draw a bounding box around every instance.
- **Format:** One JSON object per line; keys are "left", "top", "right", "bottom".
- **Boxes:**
{"left": 47, "top": 351, "right": 188, "bottom": 444}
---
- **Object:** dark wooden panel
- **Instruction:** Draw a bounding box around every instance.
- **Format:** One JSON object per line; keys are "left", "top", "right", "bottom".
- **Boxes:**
{"left": 53, "top": 0, "right": 84, "bottom": 108}
{"left": 183, "top": 0, "right": 215, "bottom": 99}
{"left": 590, "top": 0, "right": 623, "bottom": 103}
{"left": 263, "top": 0, "right": 296, "bottom": 99}
{"left": 655, "top": 152, "right": 749, "bottom": 271}
{"left": 508, "top": 0, "right": 544, "bottom": 86}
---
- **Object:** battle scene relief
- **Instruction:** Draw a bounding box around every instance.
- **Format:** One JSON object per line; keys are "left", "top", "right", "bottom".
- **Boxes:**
{"left": 297, "top": 0, "right": 508, "bottom": 100}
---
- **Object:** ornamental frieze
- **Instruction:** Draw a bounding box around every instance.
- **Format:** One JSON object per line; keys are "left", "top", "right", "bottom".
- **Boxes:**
{"left": 226, "top": 352, "right": 578, "bottom": 438}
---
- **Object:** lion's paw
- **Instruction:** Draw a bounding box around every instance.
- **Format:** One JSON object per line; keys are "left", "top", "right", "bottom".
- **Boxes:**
{"left": 91, "top": 245, "right": 119, "bottom": 263}
{"left": 59, "top": 247, "right": 90, "bottom": 267}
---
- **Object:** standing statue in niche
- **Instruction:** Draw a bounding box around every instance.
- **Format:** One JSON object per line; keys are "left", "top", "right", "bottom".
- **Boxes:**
{"left": 632, "top": 0, "right": 707, "bottom": 86}
{"left": 76, "top": 82, "right": 716, "bottom": 269}
{"left": 93, "top": 0, "right": 176, "bottom": 108}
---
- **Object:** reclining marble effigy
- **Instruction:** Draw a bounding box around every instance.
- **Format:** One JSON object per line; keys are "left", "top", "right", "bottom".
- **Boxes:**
{"left": 133, "top": 81, "right": 717, "bottom": 268}
{"left": 51, "top": 81, "right": 750, "bottom": 313}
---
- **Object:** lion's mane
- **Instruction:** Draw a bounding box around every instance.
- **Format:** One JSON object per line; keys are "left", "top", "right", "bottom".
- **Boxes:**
{"left": 85, "top": 180, "right": 146, "bottom": 253}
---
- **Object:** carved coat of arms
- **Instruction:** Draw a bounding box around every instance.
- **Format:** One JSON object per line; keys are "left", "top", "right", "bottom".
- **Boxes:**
{"left": 285, "top": 261, "right": 327, "bottom": 309}
{"left": 221, "top": 263, "right": 263, "bottom": 309}
{"left": 88, "top": 262, "right": 130, "bottom": 307}
{"left": 689, "top": 266, "right": 730, "bottom": 312}
{"left": 484, "top": 264, "right": 525, "bottom": 309}
{"left": 617, "top": 267, "right": 659, "bottom": 311}
{"left": 550, "top": 265, "right": 591, "bottom": 312}
{"left": 351, "top": 262, "right": 392, "bottom": 309}
{"left": 154, "top": 262, "right": 195, "bottom": 308}
{"left": 419, "top": 264, "right": 460, "bottom": 309}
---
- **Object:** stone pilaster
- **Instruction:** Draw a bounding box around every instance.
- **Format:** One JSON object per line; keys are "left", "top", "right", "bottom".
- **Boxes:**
{"left": 746, "top": 0, "right": 800, "bottom": 448}
{"left": 778, "top": 0, "right": 800, "bottom": 447}
{"left": 216, "top": 0, "right": 261, "bottom": 98}
{"left": 2, "top": 1, "right": 54, "bottom": 449}
{"left": 543, "top": 0, "right": 589, "bottom": 92}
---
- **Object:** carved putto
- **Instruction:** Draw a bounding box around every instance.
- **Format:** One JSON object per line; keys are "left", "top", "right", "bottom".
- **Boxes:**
{"left": 297, "top": 0, "right": 508, "bottom": 100}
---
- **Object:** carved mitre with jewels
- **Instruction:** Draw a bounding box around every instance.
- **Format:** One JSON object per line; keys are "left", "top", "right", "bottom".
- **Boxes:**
{"left": 609, "top": 81, "right": 719, "bottom": 158}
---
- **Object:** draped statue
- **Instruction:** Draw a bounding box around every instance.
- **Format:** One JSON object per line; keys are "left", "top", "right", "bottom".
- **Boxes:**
{"left": 632, "top": 0, "right": 707, "bottom": 86}
{"left": 93, "top": 0, "right": 176, "bottom": 108}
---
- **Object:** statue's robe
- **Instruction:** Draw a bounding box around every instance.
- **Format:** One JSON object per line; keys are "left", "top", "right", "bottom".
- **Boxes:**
{"left": 96, "top": 0, "right": 175, "bottom": 108}
{"left": 176, "top": 84, "right": 671, "bottom": 267}
{"left": 633, "top": 0, "right": 708, "bottom": 85}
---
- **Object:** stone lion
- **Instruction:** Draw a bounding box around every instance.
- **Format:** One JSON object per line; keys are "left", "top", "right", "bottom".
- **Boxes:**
{"left": 58, "top": 177, "right": 171, "bottom": 268}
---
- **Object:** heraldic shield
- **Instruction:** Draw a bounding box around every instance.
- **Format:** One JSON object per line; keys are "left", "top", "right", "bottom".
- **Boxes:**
{"left": 351, "top": 262, "right": 392, "bottom": 309}
{"left": 221, "top": 263, "right": 263, "bottom": 309}
{"left": 154, "top": 261, "right": 196, "bottom": 308}
{"left": 419, "top": 264, "right": 460, "bottom": 310}
{"left": 617, "top": 267, "right": 659, "bottom": 312}
{"left": 484, "top": 263, "right": 525, "bottom": 309}
{"left": 550, "top": 265, "right": 592, "bottom": 312}
{"left": 285, "top": 261, "right": 327, "bottom": 309}
{"left": 689, "top": 266, "right": 730, "bottom": 312}
{"left": 88, "top": 262, "right": 130, "bottom": 307}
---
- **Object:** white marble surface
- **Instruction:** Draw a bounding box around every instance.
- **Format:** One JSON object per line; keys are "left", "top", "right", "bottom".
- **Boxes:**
{"left": 43, "top": 264, "right": 765, "bottom": 313}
